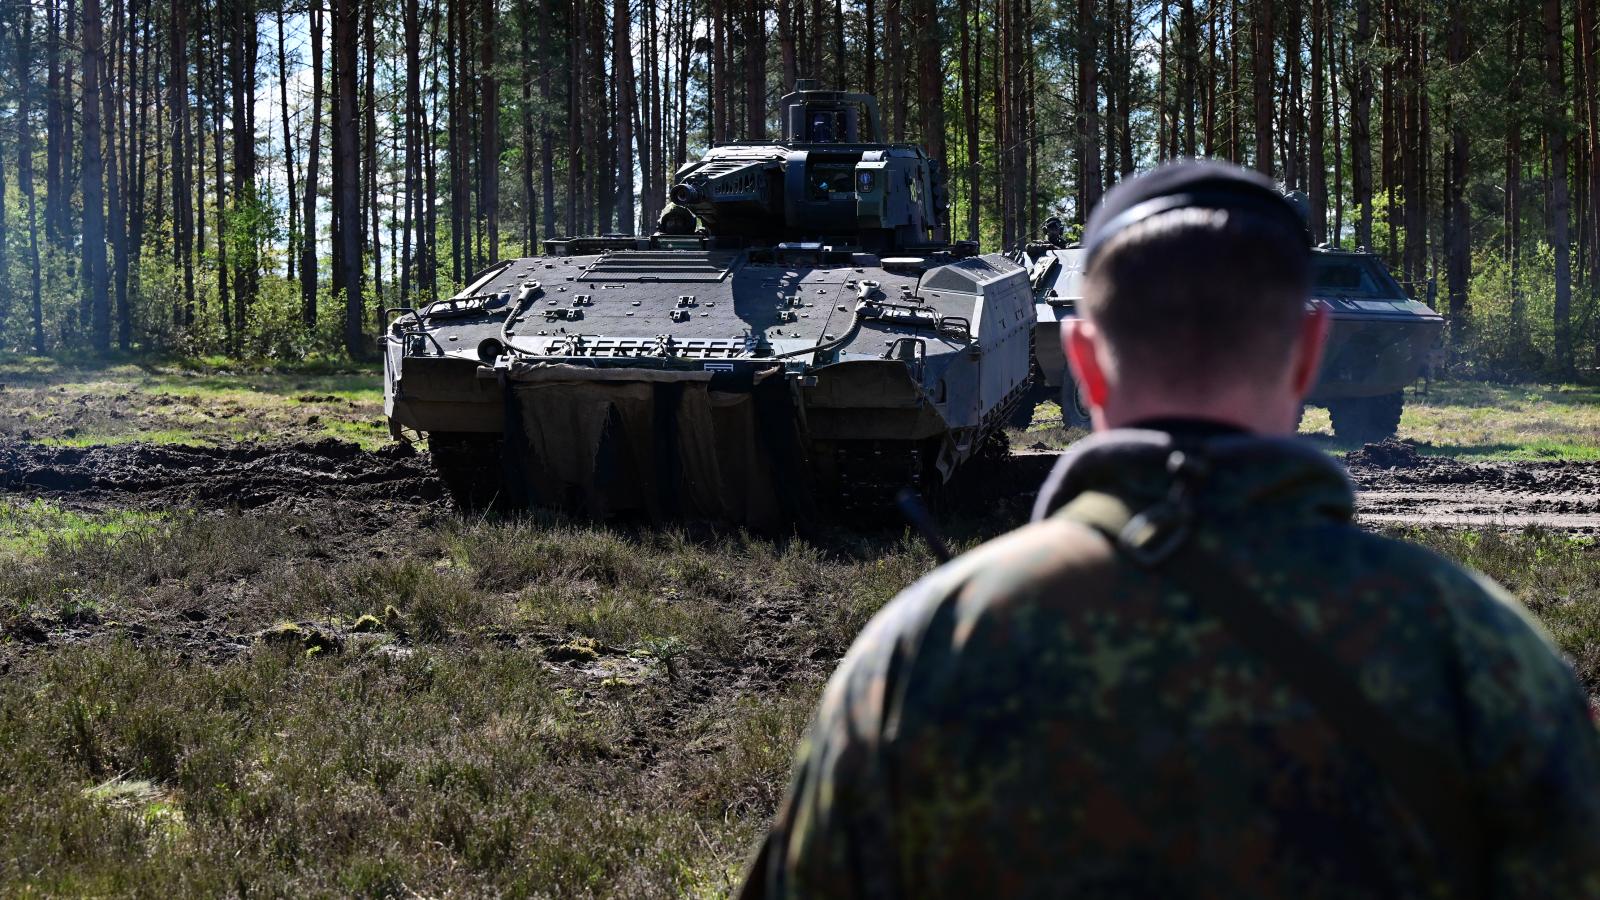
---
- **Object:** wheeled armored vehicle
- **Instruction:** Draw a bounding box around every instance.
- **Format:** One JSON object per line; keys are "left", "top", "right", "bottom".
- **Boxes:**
{"left": 1020, "top": 236, "right": 1443, "bottom": 442}
{"left": 384, "top": 82, "right": 1034, "bottom": 525}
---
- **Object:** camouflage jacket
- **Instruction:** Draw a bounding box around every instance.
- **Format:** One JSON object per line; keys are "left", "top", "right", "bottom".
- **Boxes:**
{"left": 740, "top": 426, "right": 1600, "bottom": 899}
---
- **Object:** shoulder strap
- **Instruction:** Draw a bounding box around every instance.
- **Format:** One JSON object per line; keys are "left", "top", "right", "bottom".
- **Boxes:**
{"left": 1060, "top": 489, "right": 1486, "bottom": 898}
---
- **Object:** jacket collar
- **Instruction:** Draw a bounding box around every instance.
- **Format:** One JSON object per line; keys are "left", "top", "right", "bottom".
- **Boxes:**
{"left": 1031, "top": 426, "right": 1355, "bottom": 527}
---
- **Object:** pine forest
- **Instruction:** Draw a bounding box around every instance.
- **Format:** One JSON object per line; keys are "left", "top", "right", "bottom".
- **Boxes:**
{"left": 0, "top": 0, "right": 1596, "bottom": 376}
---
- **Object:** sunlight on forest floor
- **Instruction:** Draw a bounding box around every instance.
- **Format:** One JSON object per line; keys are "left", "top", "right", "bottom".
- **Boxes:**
{"left": 0, "top": 356, "right": 388, "bottom": 450}
{"left": 2, "top": 357, "right": 1596, "bottom": 461}
{"left": 1012, "top": 380, "right": 1600, "bottom": 461}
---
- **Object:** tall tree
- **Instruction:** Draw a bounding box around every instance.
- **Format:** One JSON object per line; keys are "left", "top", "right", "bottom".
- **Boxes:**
{"left": 1252, "top": 0, "right": 1275, "bottom": 174}
{"left": 1308, "top": 0, "right": 1327, "bottom": 242}
{"left": 82, "top": 0, "right": 110, "bottom": 351}
{"left": 11, "top": 2, "right": 46, "bottom": 352}
{"left": 1350, "top": 0, "right": 1375, "bottom": 249}
{"left": 1444, "top": 0, "right": 1470, "bottom": 347}
{"left": 1077, "top": 0, "right": 1102, "bottom": 219}
{"left": 230, "top": 0, "right": 260, "bottom": 343}
{"left": 1544, "top": 0, "right": 1572, "bottom": 370}
{"left": 332, "top": 0, "right": 364, "bottom": 355}
{"left": 478, "top": 0, "right": 498, "bottom": 262}
{"left": 301, "top": 1, "right": 325, "bottom": 325}
{"left": 614, "top": 0, "right": 635, "bottom": 232}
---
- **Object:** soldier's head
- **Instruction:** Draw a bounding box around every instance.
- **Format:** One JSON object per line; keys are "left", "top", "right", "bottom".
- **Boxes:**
{"left": 1065, "top": 160, "right": 1327, "bottom": 435}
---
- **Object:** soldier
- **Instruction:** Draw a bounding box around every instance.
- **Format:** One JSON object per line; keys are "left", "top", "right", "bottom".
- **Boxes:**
{"left": 738, "top": 161, "right": 1600, "bottom": 899}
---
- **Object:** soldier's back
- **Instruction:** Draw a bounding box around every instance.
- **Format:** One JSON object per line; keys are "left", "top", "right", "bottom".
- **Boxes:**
{"left": 754, "top": 431, "right": 1600, "bottom": 899}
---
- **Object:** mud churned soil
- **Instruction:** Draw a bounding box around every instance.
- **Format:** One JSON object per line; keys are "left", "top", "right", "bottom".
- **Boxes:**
{"left": 1345, "top": 439, "right": 1600, "bottom": 532}
{"left": 0, "top": 437, "right": 443, "bottom": 510}
{"left": 3, "top": 435, "right": 1598, "bottom": 532}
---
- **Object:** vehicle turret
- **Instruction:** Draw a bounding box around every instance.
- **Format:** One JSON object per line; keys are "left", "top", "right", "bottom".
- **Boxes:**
{"left": 384, "top": 83, "right": 1032, "bottom": 526}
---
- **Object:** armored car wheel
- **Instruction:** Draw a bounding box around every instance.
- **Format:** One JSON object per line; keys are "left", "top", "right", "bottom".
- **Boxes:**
{"left": 1060, "top": 374, "right": 1092, "bottom": 429}
{"left": 1326, "top": 391, "right": 1404, "bottom": 445}
{"left": 429, "top": 432, "right": 508, "bottom": 511}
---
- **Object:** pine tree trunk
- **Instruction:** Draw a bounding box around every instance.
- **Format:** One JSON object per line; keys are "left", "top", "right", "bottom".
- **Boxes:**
{"left": 1545, "top": 0, "right": 1572, "bottom": 370}
{"left": 1445, "top": 0, "right": 1470, "bottom": 346}
{"left": 1252, "top": 0, "right": 1274, "bottom": 174}
{"left": 105, "top": 0, "right": 127, "bottom": 350}
{"left": 45, "top": 0, "right": 64, "bottom": 244}
{"left": 914, "top": 0, "right": 944, "bottom": 162}
{"left": 402, "top": 0, "right": 422, "bottom": 297}
{"left": 231, "top": 0, "right": 259, "bottom": 346}
{"left": 479, "top": 0, "right": 499, "bottom": 260}
{"left": 83, "top": 0, "right": 110, "bottom": 352}
{"left": 1078, "top": 0, "right": 1101, "bottom": 216}
{"left": 1308, "top": 0, "right": 1326, "bottom": 242}
{"left": 520, "top": 2, "right": 537, "bottom": 253}
{"left": 614, "top": 0, "right": 635, "bottom": 231}
{"left": 960, "top": 0, "right": 979, "bottom": 241}
{"left": 301, "top": 1, "right": 324, "bottom": 326}
{"left": 169, "top": 0, "right": 195, "bottom": 326}
{"left": 278, "top": 5, "right": 298, "bottom": 283}
{"left": 333, "top": 0, "right": 365, "bottom": 356}
{"left": 540, "top": 0, "right": 558, "bottom": 235}
{"left": 1350, "top": 0, "right": 1374, "bottom": 249}
{"left": 886, "top": 0, "right": 904, "bottom": 140}
{"left": 12, "top": 4, "right": 46, "bottom": 352}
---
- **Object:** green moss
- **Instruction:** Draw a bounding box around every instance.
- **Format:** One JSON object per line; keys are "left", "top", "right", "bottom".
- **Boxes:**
{"left": 350, "top": 614, "right": 385, "bottom": 633}
{"left": 547, "top": 636, "right": 602, "bottom": 663}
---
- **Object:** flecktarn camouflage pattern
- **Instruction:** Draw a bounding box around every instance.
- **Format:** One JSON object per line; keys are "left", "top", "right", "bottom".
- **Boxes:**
{"left": 742, "top": 428, "right": 1600, "bottom": 898}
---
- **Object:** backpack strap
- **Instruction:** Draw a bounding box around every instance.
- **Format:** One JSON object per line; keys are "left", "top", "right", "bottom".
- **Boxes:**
{"left": 1058, "top": 469, "right": 1486, "bottom": 898}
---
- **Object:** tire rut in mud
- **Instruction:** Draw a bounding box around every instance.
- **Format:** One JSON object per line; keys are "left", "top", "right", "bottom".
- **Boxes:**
{"left": 1344, "top": 439, "right": 1600, "bottom": 532}
{"left": 0, "top": 437, "right": 444, "bottom": 509}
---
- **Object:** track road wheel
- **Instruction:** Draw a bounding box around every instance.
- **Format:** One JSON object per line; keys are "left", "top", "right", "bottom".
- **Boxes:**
{"left": 1060, "top": 373, "right": 1093, "bottom": 429}
{"left": 1326, "top": 391, "right": 1404, "bottom": 444}
{"left": 429, "top": 432, "right": 507, "bottom": 511}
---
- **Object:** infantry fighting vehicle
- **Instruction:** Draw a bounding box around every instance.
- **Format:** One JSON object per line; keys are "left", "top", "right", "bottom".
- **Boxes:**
{"left": 384, "top": 81, "right": 1034, "bottom": 526}
{"left": 1020, "top": 223, "right": 1443, "bottom": 442}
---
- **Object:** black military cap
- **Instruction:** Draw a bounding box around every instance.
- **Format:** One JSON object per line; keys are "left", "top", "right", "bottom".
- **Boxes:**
{"left": 1081, "top": 160, "right": 1310, "bottom": 266}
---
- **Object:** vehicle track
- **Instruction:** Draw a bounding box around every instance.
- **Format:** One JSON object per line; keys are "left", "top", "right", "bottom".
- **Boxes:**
{"left": 2, "top": 437, "right": 1596, "bottom": 532}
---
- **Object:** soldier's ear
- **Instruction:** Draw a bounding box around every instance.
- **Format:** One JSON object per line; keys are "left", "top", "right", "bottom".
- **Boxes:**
{"left": 1290, "top": 307, "right": 1330, "bottom": 397}
{"left": 1064, "top": 320, "right": 1110, "bottom": 410}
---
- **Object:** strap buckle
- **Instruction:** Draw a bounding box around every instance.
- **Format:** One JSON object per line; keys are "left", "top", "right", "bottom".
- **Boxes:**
{"left": 1116, "top": 450, "right": 1210, "bottom": 567}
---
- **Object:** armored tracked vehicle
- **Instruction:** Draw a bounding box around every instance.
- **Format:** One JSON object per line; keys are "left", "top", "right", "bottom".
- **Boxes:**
{"left": 1020, "top": 235, "right": 1442, "bottom": 442}
{"left": 384, "top": 82, "right": 1034, "bottom": 525}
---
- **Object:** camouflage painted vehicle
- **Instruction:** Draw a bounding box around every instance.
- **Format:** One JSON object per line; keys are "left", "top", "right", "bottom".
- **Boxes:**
{"left": 384, "top": 81, "right": 1033, "bottom": 526}
{"left": 1020, "top": 237, "right": 1443, "bottom": 442}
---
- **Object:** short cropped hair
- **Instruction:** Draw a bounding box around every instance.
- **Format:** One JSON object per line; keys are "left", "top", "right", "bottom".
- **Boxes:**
{"left": 1081, "top": 206, "right": 1311, "bottom": 389}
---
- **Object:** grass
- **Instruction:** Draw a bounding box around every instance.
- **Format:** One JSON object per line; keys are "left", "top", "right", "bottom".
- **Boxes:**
{"left": 3, "top": 481, "right": 1597, "bottom": 895}
{"left": 1010, "top": 381, "right": 1600, "bottom": 460}
{"left": 2, "top": 506, "right": 1597, "bottom": 895}
{"left": 1396, "top": 527, "right": 1600, "bottom": 688}
{"left": 0, "top": 355, "right": 387, "bottom": 450}
{"left": 0, "top": 499, "right": 165, "bottom": 558}
{"left": 1301, "top": 381, "right": 1600, "bottom": 460}
{"left": 0, "top": 501, "right": 946, "bottom": 896}
{"left": 3, "top": 362, "right": 1598, "bottom": 894}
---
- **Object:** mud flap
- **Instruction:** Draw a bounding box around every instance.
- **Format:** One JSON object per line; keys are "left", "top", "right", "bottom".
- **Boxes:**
{"left": 500, "top": 373, "right": 536, "bottom": 508}
{"left": 502, "top": 363, "right": 811, "bottom": 527}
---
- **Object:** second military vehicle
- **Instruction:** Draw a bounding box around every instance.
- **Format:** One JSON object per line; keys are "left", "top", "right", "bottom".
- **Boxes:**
{"left": 1021, "top": 229, "right": 1442, "bottom": 443}
{"left": 383, "top": 82, "right": 1034, "bottom": 526}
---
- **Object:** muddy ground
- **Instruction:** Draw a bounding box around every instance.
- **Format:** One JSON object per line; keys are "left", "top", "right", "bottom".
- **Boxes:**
{"left": 2, "top": 428, "right": 1597, "bottom": 893}
{"left": 4, "top": 434, "right": 1599, "bottom": 532}
{"left": 0, "top": 433, "right": 1594, "bottom": 688}
{"left": 1344, "top": 440, "right": 1600, "bottom": 531}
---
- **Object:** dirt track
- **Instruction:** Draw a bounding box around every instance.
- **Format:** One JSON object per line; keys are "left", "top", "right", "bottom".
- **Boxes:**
{"left": 1342, "top": 440, "right": 1600, "bottom": 532}
{"left": 0, "top": 438, "right": 442, "bottom": 510}
{"left": 2, "top": 436, "right": 1598, "bottom": 532}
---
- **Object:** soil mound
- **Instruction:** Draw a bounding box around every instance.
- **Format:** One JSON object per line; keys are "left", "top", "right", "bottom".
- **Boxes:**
{"left": 1345, "top": 438, "right": 1429, "bottom": 469}
{"left": 0, "top": 437, "right": 442, "bottom": 508}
